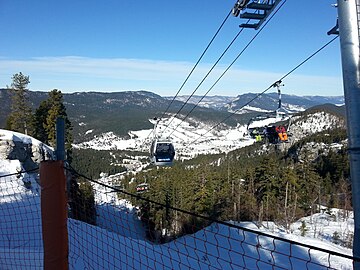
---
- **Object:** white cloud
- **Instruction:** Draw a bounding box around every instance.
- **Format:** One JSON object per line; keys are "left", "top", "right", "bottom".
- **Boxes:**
{"left": 0, "top": 56, "right": 343, "bottom": 96}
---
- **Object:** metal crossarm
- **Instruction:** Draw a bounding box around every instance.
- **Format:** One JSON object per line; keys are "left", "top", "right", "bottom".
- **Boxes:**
{"left": 240, "top": 12, "right": 266, "bottom": 20}
{"left": 246, "top": 2, "right": 274, "bottom": 10}
{"left": 235, "top": 0, "right": 283, "bottom": 30}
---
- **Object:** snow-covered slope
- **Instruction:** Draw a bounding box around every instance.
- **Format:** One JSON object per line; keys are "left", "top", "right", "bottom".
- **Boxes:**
{"left": 289, "top": 111, "right": 345, "bottom": 142}
{"left": 0, "top": 130, "right": 355, "bottom": 269}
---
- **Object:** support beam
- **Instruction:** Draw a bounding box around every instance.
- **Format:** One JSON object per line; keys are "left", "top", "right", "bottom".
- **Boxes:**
{"left": 240, "top": 23, "right": 259, "bottom": 29}
{"left": 246, "top": 2, "right": 273, "bottom": 10}
{"left": 240, "top": 12, "right": 266, "bottom": 20}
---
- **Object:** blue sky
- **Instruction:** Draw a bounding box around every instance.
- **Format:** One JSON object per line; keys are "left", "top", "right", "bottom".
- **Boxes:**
{"left": 0, "top": 0, "right": 343, "bottom": 97}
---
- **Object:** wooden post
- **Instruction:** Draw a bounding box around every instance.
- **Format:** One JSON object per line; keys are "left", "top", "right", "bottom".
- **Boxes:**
{"left": 40, "top": 160, "right": 69, "bottom": 270}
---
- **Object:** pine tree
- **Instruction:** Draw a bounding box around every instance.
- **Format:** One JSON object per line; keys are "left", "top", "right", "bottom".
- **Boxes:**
{"left": 44, "top": 89, "right": 73, "bottom": 148}
{"left": 7, "top": 72, "right": 33, "bottom": 135}
{"left": 281, "top": 167, "right": 300, "bottom": 230}
{"left": 68, "top": 175, "right": 96, "bottom": 225}
{"left": 33, "top": 99, "right": 51, "bottom": 144}
{"left": 32, "top": 89, "right": 73, "bottom": 161}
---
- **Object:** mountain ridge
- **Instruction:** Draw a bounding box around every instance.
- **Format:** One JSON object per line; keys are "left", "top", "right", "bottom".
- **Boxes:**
{"left": 167, "top": 93, "right": 344, "bottom": 113}
{"left": 0, "top": 89, "right": 345, "bottom": 143}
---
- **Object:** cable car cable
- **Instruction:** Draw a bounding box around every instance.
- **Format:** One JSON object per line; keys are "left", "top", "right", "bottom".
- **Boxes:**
{"left": 160, "top": 9, "right": 233, "bottom": 120}
{"left": 278, "top": 36, "right": 339, "bottom": 83}
{"left": 143, "top": 8, "right": 233, "bottom": 144}
{"left": 161, "top": 24, "right": 248, "bottom": 136}
{"left": 166, "top": 0, "right": 287, "bottom": 137}
{"left": 187, "top": 35, "right": 339, "bottom": 145}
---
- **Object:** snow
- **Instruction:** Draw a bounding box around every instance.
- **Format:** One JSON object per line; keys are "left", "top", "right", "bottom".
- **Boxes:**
{"left": 292, "top": 112, "right": 343, "bottom": 135}
{"left": 73, "top": 116, "right": 257, "bottom": 159}
{"left": 0, "top": 129, "right": 40, "bottom": 145}
{"left": 0, "top": 129, "right": 355, "bottom": 269}
{"left": 0, "top": 129, "right": 54, "bottom": 156}
{"left": 0, "top": 170, "right": 355, "bottom": 269}
{"left": 247, "top": 115, "right": 286, "bottom": 129}
{"left": 241, "top": 105, "right": 272, "bottom": 113}
{"left": 284, "top": 103, "right": 306, "bottom": 112}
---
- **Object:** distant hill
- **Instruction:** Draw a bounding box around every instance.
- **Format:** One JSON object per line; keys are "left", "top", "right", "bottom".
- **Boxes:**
{"left": 226, "top": 92, "right": 344, "bottom": 113}
{"left": 301, "top": 103, "right": 346, "bottom": 118}
{"left": 0, "top": 89, "right": 346, "bottom": 143}
{"left": 165, "top": 95, "right": 236, "bottom": 110}
{"left": 169, "top": 93, "right": 344, "bottom": 113}
{"left": 0, "top": 89, "right": 251, "bottom": 142}
{"left": 0, "top": 89, "right": 49, "bottom": 130}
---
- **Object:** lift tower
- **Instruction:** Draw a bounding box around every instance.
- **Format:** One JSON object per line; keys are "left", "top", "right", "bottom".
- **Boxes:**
{"left": 337, "top": 0, "right": 360, "bottom": 268}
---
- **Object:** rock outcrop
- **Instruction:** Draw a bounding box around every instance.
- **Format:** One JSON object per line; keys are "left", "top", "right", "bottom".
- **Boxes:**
{"left": 0, "top": 130, "right": 54, "bottom": 171}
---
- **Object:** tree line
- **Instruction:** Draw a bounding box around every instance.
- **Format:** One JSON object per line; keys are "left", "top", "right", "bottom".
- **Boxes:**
{"left": 71, "top": 148, "right": 127, "bottom": 179}
{"left": 4, "top": 72, "right": 96, "bottom": 225}
{"left": 5, "top": 72, "right": 73, "bottom": 154}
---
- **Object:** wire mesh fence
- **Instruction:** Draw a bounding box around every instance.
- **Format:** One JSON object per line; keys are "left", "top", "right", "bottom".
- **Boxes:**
{"left": 0, "top": 171, "right": 43, "bottom": 269}
{"left": 67, "top": 169, "right": 358, "bottom": 270}
{"left": 0, "top": 167, "right": 358, "bottom": 269}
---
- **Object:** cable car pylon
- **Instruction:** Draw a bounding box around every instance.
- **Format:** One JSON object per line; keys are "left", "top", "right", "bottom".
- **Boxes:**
{"left": 336, "top": 0, "right": 360, "bottom": 267}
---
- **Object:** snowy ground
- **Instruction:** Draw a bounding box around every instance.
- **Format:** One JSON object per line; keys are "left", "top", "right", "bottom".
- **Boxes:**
{"left": 0, "top": 160, "right": 355, "bottom": 269}
{"left": 0, "top": 130, "right": 355, "bottom": 269}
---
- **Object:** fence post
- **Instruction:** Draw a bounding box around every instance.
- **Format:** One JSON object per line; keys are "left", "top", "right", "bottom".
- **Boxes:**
{"left": 55, "top": 117, "right": 66, "bottom": 161}
{"left": 40, "top": 160, "right": 69, "bottom": 270}
{"left": 337, "top": 0, "right": 360, "bottom": 268}
{"left": 40, "top": 117, "right": 69, "bottom": 269}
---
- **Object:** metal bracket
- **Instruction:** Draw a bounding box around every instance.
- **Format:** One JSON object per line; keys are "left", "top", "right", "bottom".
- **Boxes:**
{"left": 327, "top": 4, "right": 339, "bottom": 35}
{"left": 327, "top": 19, "right": 339, "bottom": 35}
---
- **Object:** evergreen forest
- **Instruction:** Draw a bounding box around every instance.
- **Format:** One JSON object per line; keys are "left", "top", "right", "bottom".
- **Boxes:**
{"left": 115, "top": 128, "right": 351, "bottom": 243}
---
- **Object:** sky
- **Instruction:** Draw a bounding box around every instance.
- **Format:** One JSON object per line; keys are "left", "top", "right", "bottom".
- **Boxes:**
{"left": 0, "top": 0, "right": 344, "bottom": 97}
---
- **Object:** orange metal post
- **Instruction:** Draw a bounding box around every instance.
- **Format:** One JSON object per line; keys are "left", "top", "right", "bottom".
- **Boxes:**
{"left": 40, "top": 160, "right": 69, "bottom": 270}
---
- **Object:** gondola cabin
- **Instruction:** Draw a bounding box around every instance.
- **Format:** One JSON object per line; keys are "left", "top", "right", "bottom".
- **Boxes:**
{"left": 150, "top": 138, "right": 175, "bottom": 166}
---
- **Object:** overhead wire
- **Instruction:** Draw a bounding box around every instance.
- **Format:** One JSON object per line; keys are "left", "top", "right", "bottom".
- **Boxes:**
{"left": 160, "top": 9, "right": 233, "bottom": 120}
{"left": 161, "top": 22, "right": 249, "bottom": 135}
{"left": 167, "top": 0, "right": 287, "bottom": 137}
{"left": 187, "top": 35, "right": 339, "bottom": 145}
{"left": 143, "top": 8, "right": 233, "bottom": 143}
{"left": 150, "top": 116, "right": 204, "bottom": 140}
{"left": 0, "top": 167, "right": 39, "bottom": 178}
